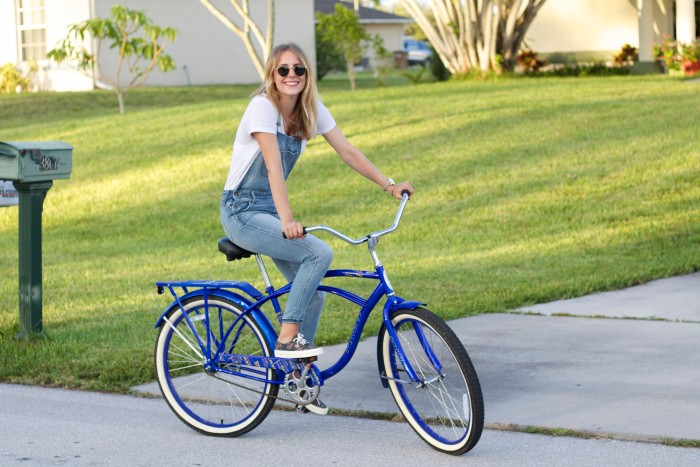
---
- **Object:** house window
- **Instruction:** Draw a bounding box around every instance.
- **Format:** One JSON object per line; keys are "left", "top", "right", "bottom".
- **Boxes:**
{"left": 16, "top": 0, "right": 46, "bottom": 61}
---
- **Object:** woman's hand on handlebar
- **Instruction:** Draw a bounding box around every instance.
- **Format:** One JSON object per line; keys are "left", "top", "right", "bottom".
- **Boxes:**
{"left": 282, "top": 220, "right": 306, "bottom": 240}
{"left": 389, "top": 181, "right": 414, "bottom": 200}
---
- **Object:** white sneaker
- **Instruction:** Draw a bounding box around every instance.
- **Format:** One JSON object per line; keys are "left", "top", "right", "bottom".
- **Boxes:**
{"left": 304, "top": 398, "right": 329, "bottom": 415}
{"left": 275, "top": 333, "right": 324, "bottom": 359}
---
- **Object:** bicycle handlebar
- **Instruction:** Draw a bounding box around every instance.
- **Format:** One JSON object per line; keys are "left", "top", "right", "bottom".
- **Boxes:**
{"left": 303, "top": 191, "right": 411, "bottom": 245}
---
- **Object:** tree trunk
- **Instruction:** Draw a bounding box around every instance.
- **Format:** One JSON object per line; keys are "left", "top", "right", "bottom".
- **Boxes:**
{"left": 346, "top": 58, "right": 356, "bottom": 91}
{"left": 117, "top": 92, "right": 125, "bottom": 115}
{"left": 501, "top": 0, "right": 548, "bottom": 72}
{"left": 401, "top": 0, "right": 548, "bottom": 75}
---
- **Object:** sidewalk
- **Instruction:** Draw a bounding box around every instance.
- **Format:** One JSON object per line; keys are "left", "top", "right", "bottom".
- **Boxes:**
{"left": 134, "top": 272, "right": 700, "bottom": 443}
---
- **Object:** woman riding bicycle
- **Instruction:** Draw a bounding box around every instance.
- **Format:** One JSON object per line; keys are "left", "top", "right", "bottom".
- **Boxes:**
{"left": 220, "top": 43, "right": 413, "bottom": 413}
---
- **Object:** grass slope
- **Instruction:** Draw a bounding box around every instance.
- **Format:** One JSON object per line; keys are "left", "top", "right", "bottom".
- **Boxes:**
{"left": 0, "top": 75, "right": 698, "bottom": 391}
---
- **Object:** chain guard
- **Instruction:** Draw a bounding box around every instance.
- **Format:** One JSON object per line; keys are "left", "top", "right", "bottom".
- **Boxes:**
{"left": 209, "top": 361, "right": 321, "bottom": 407}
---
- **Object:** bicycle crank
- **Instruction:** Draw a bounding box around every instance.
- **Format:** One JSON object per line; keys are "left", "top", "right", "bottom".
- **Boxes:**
{"left": 282, "top": 364, "right": 321, "bottom": 405}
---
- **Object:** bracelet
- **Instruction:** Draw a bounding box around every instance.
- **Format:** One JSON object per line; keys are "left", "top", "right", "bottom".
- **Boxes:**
{"left": 382, "top": 178, "right": 396, "bottom": 192}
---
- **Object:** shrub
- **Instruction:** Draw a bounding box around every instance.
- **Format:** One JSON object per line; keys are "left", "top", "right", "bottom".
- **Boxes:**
{"left": 430, "top": 47, "right": 450, "bottom": 82}
{"left": 525, "top": 62, "right": 631, "bottom": 78}
{"left": 0, "top": 63, "right": 32, "bottom": 94}
{"left": 517, "top": 50, "right": 547, "bottom": 74}
{"left": 578, "top": 62, "right": 627, "bottom": 76}
{"left": 613, "top": 44, "right": 638, "bottom": 66}
{"left": 400, "top": 66, "right": 429, "bottom": 84}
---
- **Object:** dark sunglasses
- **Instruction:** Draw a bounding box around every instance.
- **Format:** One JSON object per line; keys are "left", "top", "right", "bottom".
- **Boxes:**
{"left": 276, "top": 65, "right": 307, "bottom": 77}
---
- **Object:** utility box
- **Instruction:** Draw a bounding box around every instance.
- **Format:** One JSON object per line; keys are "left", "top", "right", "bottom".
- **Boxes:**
{"left": 0, "top": 141, "right": 72, "bottom": 182}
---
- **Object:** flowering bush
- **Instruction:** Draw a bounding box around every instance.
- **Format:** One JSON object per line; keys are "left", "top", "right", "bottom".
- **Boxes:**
{"left": 683, "top": 59, "right": 700, "bottom": 75}
{"left": 654, "top": 36, "right": 700, "bottom": 75}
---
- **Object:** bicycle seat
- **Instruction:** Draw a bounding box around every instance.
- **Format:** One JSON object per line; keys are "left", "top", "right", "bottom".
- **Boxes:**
{"left": 218, "top": 237, "right": 254, "bottom": 261}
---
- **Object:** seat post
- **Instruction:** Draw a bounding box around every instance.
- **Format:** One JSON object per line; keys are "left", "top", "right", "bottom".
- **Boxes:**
{"left": 255, "top": 254, "right": 273, "bottom": 290}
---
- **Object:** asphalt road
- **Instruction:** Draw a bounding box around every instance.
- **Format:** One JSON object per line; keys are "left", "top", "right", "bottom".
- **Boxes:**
{"left": 2, "top": 383, "right": 700, "bottom": 466}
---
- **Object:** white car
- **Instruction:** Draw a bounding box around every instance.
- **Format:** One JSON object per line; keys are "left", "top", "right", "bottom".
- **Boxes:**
{"left": 402, "top": 39, "right": 433, "bottom": 67}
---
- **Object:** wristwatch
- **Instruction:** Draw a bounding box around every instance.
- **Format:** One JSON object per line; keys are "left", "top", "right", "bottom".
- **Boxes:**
{"left": 382, "top": 178, "right": 396, "bottom": 192}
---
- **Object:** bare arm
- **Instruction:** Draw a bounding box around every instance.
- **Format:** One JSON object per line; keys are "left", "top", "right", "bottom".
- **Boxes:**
{"left": 253, "top": 132, "right": 305, "bottom": 239}
{"left": 322, "top": 126, "right": 413, "bottom": 198}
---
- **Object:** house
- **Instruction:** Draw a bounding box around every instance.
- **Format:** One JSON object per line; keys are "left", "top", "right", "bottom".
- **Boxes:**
{"left": 0, "top": 0, "right": 316, "bottom": 91}
{"left": 3, "top": 0, "right": 695, "bottom": 91}
{"left": 314, "top": 0, "right": 412, "bottom": 65}
{"left": 0, "top": 0, "right": 410, "bottom": 92}
{"left": 524, "top": 0, "right": 698, "bottom": 69}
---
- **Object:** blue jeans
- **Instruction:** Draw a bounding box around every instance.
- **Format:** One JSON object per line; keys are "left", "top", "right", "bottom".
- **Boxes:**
{"left": 220, "top": 190, "right": 332, "bottom": 343}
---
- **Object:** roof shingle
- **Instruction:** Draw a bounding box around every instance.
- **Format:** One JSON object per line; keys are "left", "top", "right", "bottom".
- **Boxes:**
{"left": 314, "top": 0, "right": 412, "bottom": 23}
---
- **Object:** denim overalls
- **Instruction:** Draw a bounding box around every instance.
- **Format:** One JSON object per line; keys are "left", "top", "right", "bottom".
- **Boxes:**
{"left": 220, "top": 129, "right": 332, "bottom": 343}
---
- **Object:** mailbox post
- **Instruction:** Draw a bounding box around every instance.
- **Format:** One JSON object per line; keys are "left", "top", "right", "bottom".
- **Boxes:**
{"left": 0, "top": 141, "right": 72, "bottom": 338}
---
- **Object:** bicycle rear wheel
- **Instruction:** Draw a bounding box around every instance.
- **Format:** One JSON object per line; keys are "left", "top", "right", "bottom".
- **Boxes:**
{"left": 379, "top": 307, "right": 484, "bottom": 455}
{"left": 155, "top": 295, "right": 278, "bottom": 437}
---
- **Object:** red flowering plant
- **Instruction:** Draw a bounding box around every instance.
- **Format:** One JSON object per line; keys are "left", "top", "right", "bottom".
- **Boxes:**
{"left": 680, "top": 40, "right": 700, "bottom": 75}
{"left": 654, "top": 35, "right": 700, "bottom": 75}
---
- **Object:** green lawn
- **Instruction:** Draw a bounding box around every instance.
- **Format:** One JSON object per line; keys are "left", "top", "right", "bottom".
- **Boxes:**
{"left": 1, "top": 74, "right": 699, "bottom": 392}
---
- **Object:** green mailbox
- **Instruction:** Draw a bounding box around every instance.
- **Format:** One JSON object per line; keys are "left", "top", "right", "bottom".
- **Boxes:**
{"left": 0, "top": 141, "right": 72, "bottom": 182}
{"left": 0, "top": 141, "right": 73, "bottom": 337}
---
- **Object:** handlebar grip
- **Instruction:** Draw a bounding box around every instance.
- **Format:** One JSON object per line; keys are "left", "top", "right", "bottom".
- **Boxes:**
{"left": 282, "top": 227, "right": 307, "bottom": 239}
{"left": 401, "top": 189, "right": 411, "bottom": 197}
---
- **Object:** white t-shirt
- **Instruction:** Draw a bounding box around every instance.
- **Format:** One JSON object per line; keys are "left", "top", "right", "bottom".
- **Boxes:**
{"left": 223, "top": 95, "right": 336, "bottom": 191}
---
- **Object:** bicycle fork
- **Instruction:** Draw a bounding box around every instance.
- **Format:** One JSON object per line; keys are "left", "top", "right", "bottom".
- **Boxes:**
{"left": 380, "top": 299, "right": 443, "bottom": 388}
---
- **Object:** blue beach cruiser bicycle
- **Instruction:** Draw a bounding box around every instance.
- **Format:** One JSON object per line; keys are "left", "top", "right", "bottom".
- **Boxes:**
{"left": 153, "top": 193, "right": 484, "bottom": 455}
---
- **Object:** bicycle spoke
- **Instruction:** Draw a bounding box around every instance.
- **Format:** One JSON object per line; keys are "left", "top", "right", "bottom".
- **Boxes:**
{"left": 173, "top": 372, "right": 210, "bottom": 392}
{"left": 226, "top": 378, "right": 252, "bottom": 410}
{"left": 163, "top": 315, "right": 205, "bottom": 360}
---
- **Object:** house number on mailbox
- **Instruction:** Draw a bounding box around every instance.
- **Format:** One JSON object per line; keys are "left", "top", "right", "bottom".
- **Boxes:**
{"left": 39, "top": 155, "right": 59, "bottom": 171}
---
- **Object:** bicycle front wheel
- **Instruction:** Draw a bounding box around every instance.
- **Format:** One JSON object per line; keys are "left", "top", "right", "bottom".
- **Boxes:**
{"left": 155, "top": 295, "right": 278, "bottom": 437}
{"left": 379, "top": 307, "right": 484, "bottom": 455}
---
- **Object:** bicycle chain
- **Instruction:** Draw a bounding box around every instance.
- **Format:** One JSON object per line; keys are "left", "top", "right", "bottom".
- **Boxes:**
{"left": 209, "top": 369, "right": 317, "bottom": 406}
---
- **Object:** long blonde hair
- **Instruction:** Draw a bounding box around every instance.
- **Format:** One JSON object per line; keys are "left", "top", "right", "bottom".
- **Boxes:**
{"left": 253, "top": 43, "right": 319, "bottom": 140}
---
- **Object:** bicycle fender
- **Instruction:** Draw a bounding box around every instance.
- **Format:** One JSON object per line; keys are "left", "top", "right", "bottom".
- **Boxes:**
{"left": 376, "top": 299, "right": 426, "bottom": 389}
{"left": 154, "top": 289, "right": 278, "bottom": 347}
{"left": 387, "top": 299, "right": 424, "bottom": 313}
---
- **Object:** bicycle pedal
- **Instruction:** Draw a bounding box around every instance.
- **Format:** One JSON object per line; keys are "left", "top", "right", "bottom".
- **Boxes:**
{"left": 295, "top": 404, "right": 310, "bottom": 413}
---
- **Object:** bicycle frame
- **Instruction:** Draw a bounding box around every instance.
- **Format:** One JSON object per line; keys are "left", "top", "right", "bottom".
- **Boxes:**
{"left": 155, "top": 193, "right": 434, "bottom": 388}
{"left": 156, "top": 269, "right": 424, "bottom": 384}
